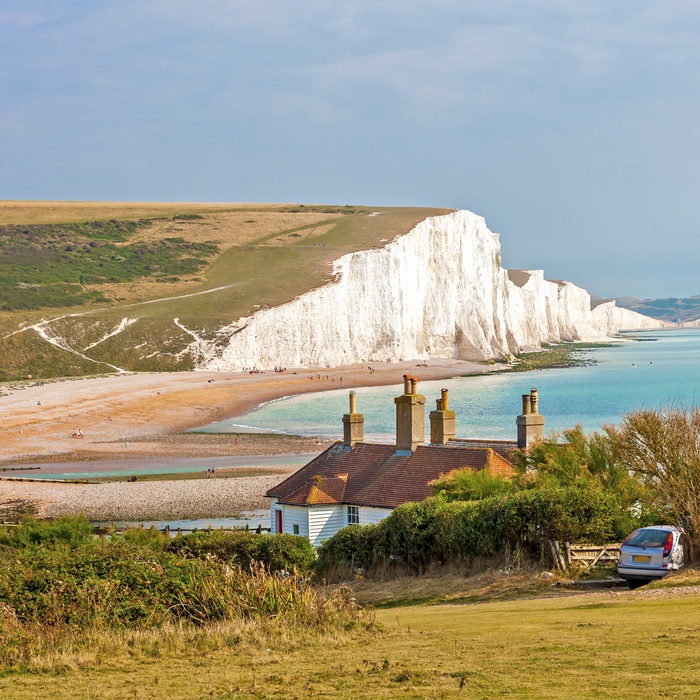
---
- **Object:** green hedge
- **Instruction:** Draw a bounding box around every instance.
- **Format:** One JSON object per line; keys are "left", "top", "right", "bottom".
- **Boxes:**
{"left": 0, "top": 516, "right": 316, "bottom": 575}
{"left": 317, "top": 485, "right": 639, "bottom": 575}
{"left": 167, "top": 530, "right": 316, "bottom": 574}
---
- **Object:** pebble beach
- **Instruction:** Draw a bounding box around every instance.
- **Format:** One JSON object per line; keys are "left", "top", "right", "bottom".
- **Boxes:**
{"left": 0, "top": 471, "right": 296, "bottom": 521}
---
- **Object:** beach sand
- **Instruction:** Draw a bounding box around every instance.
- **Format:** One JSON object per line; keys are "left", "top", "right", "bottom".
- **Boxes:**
{"left": 0, "top": 359, "right": 493, "bottom": 518}
{"left": 0, "top": 359, "right": 492, "bottom": 463}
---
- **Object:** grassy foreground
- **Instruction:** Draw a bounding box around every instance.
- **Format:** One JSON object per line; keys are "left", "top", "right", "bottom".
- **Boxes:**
{"left": 3, "top": 584, "right": 700, "bottom": 699}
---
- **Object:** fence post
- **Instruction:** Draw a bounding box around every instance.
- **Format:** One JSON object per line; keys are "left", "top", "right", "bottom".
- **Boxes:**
{"left": 549, "top": 541, "right": 566, "bottom": 570}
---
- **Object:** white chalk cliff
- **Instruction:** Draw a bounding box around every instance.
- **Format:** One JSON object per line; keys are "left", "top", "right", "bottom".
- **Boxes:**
{"left": 203, "top": 211, "right": 665, "bottom": 370}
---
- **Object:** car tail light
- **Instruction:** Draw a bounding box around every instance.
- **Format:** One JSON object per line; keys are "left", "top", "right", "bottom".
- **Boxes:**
{"left": 663, "top": 533, "right": 673, "bottom": 557}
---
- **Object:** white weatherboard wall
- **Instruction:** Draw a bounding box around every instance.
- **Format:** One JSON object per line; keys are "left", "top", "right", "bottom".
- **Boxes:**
{"left": 308, "top": 506, "right": 344, "bottom": 546}
{"left": 204, "top": 210, "right": 665, "bottom": 370}
{"left": 359, "top": 506, "right": 392, "bottom": 526}
{"left": 280, "top": 505, "right": 309, "bottom": 538}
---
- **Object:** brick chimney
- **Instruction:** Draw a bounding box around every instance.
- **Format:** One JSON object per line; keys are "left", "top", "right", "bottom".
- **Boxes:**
{"left": 394, "top": 375, "right": 426, "bottom": 453}
{"left": 429, "top": 388, "right": 456, "bottom": 445}
{"left": 516, "top": 387, "right": 545, "bottom": 448}
{"left": 342, "top": 390, "right": 364, "bottom": 449}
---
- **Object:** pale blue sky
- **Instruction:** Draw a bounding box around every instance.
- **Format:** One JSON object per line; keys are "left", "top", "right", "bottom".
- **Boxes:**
{"left": 1, "top": 1, "right": 698, "bottom": 298}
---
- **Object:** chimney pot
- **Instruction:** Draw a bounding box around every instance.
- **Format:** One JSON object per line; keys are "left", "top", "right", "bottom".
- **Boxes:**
{"left": 342, "top": 390, "right": 364, "bottom": 448}
{"left": 521, "top": 394, "right": 531, "bottom": 415}
{"left": 530, "top": 388, "right": 539, "bottom": 414}
{"left": 441, "top": 388, "right": 449, "bottom": 411}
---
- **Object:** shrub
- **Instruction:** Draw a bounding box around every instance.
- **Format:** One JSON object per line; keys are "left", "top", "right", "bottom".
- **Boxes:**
{"left": 317, "top": 484, "right": 640, "bottom": 576}
{"left": 252, "top": 534, "right": 316, "bottom": 573}
{"left": 166, "top": 530, "right": 315, "bottom": 574}
{"left": 0, "top": 514, "right": 94, "bottom": 549}
{"left": 432, "top": 468, "right": 515, "bottom": 501}
{"left": 0, "top": 534, "right": 368, "bottom": 668}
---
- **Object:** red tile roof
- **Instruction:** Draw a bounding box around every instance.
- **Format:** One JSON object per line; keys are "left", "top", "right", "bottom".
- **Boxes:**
{"left": 447, "top": 439, "right": 518, "bottom": 459}
{"left": 266, "top": 441, "right": 515, "bottom": 508}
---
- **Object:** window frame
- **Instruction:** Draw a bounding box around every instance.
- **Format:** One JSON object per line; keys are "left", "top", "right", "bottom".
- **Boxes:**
{"left": 347, "top": 505, "right": 360, "bottom": 525}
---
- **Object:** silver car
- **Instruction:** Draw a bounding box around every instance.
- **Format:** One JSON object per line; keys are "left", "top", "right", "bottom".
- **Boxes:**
{"left": 617, "top": 525, "right": 684, "bottom": 589}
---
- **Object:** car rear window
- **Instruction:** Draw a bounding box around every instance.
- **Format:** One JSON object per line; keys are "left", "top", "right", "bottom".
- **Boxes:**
{"left": 625, "top": 529, "right": 672, "bottom": 548}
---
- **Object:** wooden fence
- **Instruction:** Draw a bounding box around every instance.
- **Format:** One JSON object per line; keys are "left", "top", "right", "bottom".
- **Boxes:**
{"left": 549, "top": 541, "right": 621, "bottom": 570}
{"left": 0, "top": 520, "right": 271, "bottom": 535}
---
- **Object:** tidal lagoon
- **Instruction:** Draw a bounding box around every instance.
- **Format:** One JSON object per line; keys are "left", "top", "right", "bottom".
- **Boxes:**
{"left": 206, "top": 329, "right": 700, "bottom": 441}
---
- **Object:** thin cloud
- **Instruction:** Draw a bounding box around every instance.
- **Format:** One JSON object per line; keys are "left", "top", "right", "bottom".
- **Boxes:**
{"left": 0, "top": 11, "right": 45, "bottom": 27}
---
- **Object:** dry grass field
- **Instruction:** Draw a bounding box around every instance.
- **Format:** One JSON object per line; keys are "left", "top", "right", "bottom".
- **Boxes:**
{"left": 3, "top": 579, "right": 700, "bottom": 699}
{"left": 0, "top": 201, "right": 266, "bottom": 226}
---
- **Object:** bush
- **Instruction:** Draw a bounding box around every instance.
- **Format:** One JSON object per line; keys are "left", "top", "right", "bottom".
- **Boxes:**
{"left": 317, "top": 484, "right": 640, "bottom": 576}
{"left": 0, "top": 514, "right": 94, "bottom": 549}
{"left": 252, "top": 534, "right": 316, "bottom": 573}
{"left": 166, "top": 530, "right": 315, "bottom": 574}
{"left": 0, "top": 531, "right": 368, "bottom": 668}
{"left": 432, "top": 468, "right": 515, "bottom": 501}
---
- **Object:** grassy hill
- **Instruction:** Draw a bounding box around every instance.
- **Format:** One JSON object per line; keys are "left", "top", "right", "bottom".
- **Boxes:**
{"left": 614, "top": 295, "right": 700, "bottom": 323}
{"left": 0, "top": 201, "right": 450, "bottom": 380}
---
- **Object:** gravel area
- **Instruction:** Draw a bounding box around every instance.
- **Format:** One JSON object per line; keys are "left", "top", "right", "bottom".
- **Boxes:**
{"left": 0, "top": 474, "right": 286, "bottom": 521}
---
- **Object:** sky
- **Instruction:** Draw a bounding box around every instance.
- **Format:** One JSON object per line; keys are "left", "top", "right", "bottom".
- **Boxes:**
{"left": 1, "top": 1, "right": 699, "bottom": 299}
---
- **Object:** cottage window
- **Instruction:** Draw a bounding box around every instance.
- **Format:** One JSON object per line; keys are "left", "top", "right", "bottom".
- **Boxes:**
{"left": 347, "top": 505, "right": 360, "bottom": 525}
{"left": 293, "top": 524, "right": 300, "bottom": 535}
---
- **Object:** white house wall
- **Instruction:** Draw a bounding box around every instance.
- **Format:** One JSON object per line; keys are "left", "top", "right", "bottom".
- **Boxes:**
{"left": 281, "top": 505, "right": 309, "bottom": 538}
{"left": 308, "top": 506, "right": 344, "bottom": 546}
{"left": 359, "top": 506, "right": 392, "bottom": 526}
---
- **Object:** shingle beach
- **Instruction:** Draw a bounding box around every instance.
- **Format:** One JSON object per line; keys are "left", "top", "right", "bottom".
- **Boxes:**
{"left": 0, "top": 472, "right": 294, "bottom": 521}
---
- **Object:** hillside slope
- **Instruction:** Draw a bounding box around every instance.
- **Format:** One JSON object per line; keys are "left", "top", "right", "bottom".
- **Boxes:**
{"left": 614, "top": 295, "right": 700, "bottom": 323}
{"left": 0, "top": 203, "right": 449, "bottom": 379}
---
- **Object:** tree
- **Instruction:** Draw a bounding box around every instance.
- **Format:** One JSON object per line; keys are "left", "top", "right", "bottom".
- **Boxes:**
{"left": 431, "top": 468, "right": 514, "bottom": 501}
{"left": 511, "top": 425, "right": 646, "bottom": 510}
{"left": 616, "top": 406, "right": 700, "bottom": 559}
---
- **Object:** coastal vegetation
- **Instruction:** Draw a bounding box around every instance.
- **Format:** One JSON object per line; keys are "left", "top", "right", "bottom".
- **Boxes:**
{"left": 0, "top": 516, "right": 363, "bottom": 672}
{"left": 507, "top": 341, "right": 616, "bottom": 372}
{"left": 316, "top": 483, "right": 642, "bottom": 577}
{"left": 2, "top": 537, "right": 700, "bottom": 698}
{"left": 0, "top": 218, "right": 219, "bottom": 311}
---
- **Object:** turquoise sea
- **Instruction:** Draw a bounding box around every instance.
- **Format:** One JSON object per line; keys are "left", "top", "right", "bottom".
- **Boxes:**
{"left": 205, "top": 329, "right": 700, "bottom": 442}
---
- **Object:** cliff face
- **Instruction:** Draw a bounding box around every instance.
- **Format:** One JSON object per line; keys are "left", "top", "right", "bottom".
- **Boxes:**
{"left": 204, "top": 211, "right": 665, "bottom": 370}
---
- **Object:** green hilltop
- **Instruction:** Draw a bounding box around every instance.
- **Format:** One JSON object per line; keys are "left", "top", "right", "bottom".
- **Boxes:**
{"left": 0, "top": 202, "right": 450, "bottom": 381}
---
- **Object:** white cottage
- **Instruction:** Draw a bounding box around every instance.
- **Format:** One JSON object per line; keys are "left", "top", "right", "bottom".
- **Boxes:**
{"left": 266, "top": 377, "right": 544, "bottom": 547}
